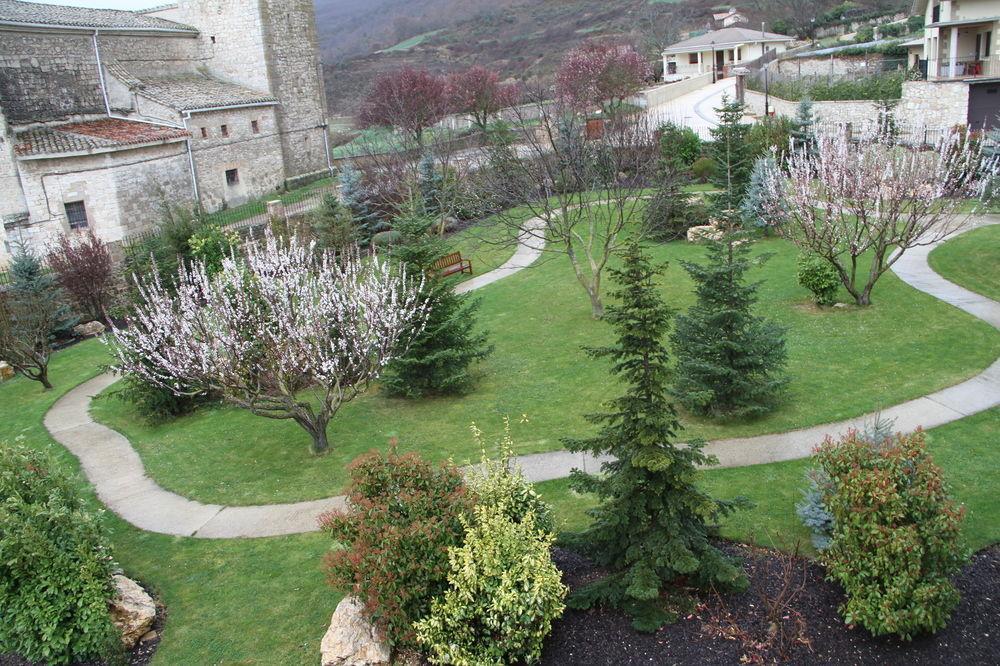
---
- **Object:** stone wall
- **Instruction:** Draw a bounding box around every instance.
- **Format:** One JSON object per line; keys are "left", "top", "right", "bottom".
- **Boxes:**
{"left": 744, "top": 90, "right": 880, "bottom": 128}
{"left": 0, "top": 110, "right": 28, "bottom": 263}
{"left": 772, "top": 54, "right": 899, "bottom": 78}
{"left": 187, "top": 106, "right": 285, "bottom": 212}
{"left": 13, "top": 142, "right": 193, "bottom": 253}
{"left": 634, "top": 73, "right": 713, "bottom": 109}
{"left": 898, "top": 80, "right": 970, "bottom": 130}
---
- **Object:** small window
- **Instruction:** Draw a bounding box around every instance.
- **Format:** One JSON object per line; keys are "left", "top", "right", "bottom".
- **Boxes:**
{"left": 200, "top": 127, "right": 208, "bottom": 138}
{"left": 251, "top": 120, "right": 260, "bottom": 134}
{"left": 688, "top": 53, "right": 698, "bottom": 64}
{"left": 221, "top": 124, "right": 229, "bottom": 138}
{"left": 64, "top": 201, "right": 89, "bottom": 230}
{"left": 225, "top": 168, "right": 239, "bottom": 186}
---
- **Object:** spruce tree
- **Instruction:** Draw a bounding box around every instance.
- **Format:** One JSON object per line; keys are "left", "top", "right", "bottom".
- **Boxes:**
{"left": 671, "top": 234, "right": 789, "bottom": 418}
{"left": 308, "top": 193, "right": 356, "bottom": 251}
{"left": 740, "top": 155, "right": 778, "bottom": 234}
{"left": 9, "top": 247, "right": 76, "bottom": 338}
{"left": 338, "top": 162, "right": 377, "bottom": 245}
{"left": 382, "top": 214, "right": 492, "bottom": 397}
{"left": 791, "top": 96, "right": 817, "bottom": 155}
{"left": 563, "top": 242, "right": 747, "bottom": 631}
{"left": 643, "top": 132, "right": 700, "bottom": 242}
{"left": 707, "top": 96, "right": 754, "bottom": 227}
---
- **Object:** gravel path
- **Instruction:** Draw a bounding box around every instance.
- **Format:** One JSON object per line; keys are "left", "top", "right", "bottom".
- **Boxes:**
{"left": 43, "top": 218, "right": 1000, "bottom": 538}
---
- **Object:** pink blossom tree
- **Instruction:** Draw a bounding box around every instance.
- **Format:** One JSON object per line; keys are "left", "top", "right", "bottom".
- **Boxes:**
{"left": 447, "top": 66, "right": 521, "bottom": 131}
{"left": 359, "top": 67, "right": 450, "bottom": 146}
{"left": 763, "top": 129, "right": 994, "bottom": 306}
{"left": 556, "top": 42, "right": 652, "bottom": 114}
{"left": 110, "top": 230, "right": 428, "bottom": 455}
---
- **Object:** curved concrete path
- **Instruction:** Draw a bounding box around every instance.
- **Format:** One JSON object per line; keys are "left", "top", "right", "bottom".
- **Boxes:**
{"left": 44, "top": 218, "right": 1000, "bottom": 538}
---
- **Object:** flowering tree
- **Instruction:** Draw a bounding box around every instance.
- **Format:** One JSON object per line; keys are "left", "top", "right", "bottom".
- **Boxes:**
{"left": 764, "top": 129, "right": 993, "bottom": 305}
{"left": 447, "top": 66, "right": 521, "bottom": 131}
{"left": 111, "top": 231, "right": 428, "bottom": 454}
{"left": 47, "top": 229, "right": 115, "bottom": 324}
{"left": 359, "top": 67, "right": 450, "bottom": 145}
{"left": 556, "top": 42, "right": 651, "bottom": 114}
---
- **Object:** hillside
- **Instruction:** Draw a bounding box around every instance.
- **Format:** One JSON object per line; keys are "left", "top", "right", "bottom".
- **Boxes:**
{"left": 317, "top": 0, "right": 908, "bottom": 118}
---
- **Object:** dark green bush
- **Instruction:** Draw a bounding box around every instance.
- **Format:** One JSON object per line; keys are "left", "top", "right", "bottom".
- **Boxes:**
{"left": 796, "top": 253, "right": 841, "bottom": 305}
{"left": 816, "top": 430, "right": 968, "bottom": 639}
{"left": 0, "top": 443, "right": 120, "bottom": 664}
{"left": 690, "top": 156, "right": 716, "bottom": 183}
{"left": 321, "top": 447, "right": 472, "bottom": 651}
{"left": 657, "top": 122, "right": 702, "bottom": 169}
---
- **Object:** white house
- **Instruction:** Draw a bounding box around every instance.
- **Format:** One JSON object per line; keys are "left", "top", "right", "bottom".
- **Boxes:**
{"left": 910, "top": 0, "right": 1000, "bottom": 129}
{"left": 713, "top": 7, "right": 748, "bottom": 28}
{"left": 661, "top": 27, "right": 794, "bottom": 80}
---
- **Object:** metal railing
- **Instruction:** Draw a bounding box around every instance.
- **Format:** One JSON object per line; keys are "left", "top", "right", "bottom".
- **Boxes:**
{"left": 928, "top": 55, "right": 1000, "bottom": 79}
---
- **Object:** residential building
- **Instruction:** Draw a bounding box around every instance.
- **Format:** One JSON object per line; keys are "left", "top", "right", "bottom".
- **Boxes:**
{"left": 911, "top": 0, "right": 1000, "bottom": 129}
{"left": 0, "top": 0, "right": 330, "bottom": 265}
{"left": 661, "top": 27, "right": 794, "bottom": 81}
{"left": 713, "top": 8, "right": 748, "bottom": 29}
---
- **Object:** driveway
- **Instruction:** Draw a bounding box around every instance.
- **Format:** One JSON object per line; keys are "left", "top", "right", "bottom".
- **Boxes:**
{"left": 645, "top": 77, "right": 740, "bottom": 138}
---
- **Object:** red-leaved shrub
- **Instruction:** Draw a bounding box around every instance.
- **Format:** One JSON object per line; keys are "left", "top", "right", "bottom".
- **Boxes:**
{"left": 320, "top": 446, "right": 471, "bottom": 650}
{"left": 46, "top": 229, "right": 115, "bottom": 324}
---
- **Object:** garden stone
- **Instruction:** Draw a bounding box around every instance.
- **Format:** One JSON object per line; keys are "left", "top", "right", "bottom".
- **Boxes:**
{"left": 321, "top": 596, "right": 391, "bottom": 666}
{"left": 687, "top": 224, "right": 721, "bottom": 242}
{"left": 0, "top": 361, "right": 13, "bottom": 380}
{"left": 110, "top": 574, "right": 156, "bottom": 648}
{"left": 73, "top": 320, "right": 106, "bottom": 337}
{"left": 833, "top": 303, "right": 849, "bottom": 309}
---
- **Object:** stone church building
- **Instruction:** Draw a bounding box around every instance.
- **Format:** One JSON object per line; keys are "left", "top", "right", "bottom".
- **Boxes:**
{"left": 0, "top": 0, "right": 330, "bottom": 265}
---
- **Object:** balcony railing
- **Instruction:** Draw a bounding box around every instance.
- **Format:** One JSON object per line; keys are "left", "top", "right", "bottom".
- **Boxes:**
{"left": 928, "top": 55, "right": 1000, "bottom": 79}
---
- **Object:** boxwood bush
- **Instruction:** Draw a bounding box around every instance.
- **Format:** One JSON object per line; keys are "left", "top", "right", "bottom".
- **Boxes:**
{"left": 815, "top": 430, "right": 968, "bottom": 639}
{"left": 0, "top": 443, "right": 119, "bottom": 664}
{"left": 796, "top": 253, "right": 841, "bottom": 305}
{"left": 415, "top": 505, "right": 567, "bottom": 665}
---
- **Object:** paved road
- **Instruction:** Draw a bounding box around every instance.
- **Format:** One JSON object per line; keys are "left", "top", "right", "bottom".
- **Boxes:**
{"left": 43, "top": 218, "right": 1000, "bottom": 538}
{"left": 645, "top": 78, "right": 739, "bottom": 138}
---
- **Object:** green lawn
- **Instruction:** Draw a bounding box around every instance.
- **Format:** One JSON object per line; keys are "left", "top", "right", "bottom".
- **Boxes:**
{"left": 89, "top": 221, "right": 1000, "bottom": 505}
{"left": 1, "top": 339, "right": 996, "bottom": 663}
{"left": 929, "top": 224, "right": 1000, "bottom": 302}
{"left": 538, "top": 406, "right": 1000, "bottom": 555}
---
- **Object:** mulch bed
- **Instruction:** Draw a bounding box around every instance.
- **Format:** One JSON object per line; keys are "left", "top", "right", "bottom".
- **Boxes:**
{"left": 542, "top": 543, "right": 1000, "bottom": 665}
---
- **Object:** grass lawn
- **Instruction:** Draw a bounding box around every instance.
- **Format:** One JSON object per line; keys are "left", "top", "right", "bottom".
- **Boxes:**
{"left": 538, "top": 406, "right": 1000, "bottom": 556}
{"left": 929, "top": 223, "right": 1000, "bottom": 302}
{"left": 88, "top": 213, "right": 1000, "bottom": 505}
{"left": 1, "top": 341, "right": 996, "bottom": 663}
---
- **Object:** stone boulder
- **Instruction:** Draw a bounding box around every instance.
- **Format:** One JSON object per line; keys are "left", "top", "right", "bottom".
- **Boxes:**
{"left": 110, "top": 575, "right": 156, "bottom": 648}
{"left": 0, "top": 361, "right": 13, "bottom": 381}
{"left": 73, "top": 320, "right": 106, "bottom": 337}
{"left": 687, "top": 224, "right": 722, "bottom": 242}
{"left": 321, "top": 596, "right": 391, "bottom": 666}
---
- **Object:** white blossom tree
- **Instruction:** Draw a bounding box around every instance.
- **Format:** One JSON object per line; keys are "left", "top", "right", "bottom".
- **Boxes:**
{"left": 111, "top": 230, "right": 428, "bottom": 455}
{"left": 764, "top": 129, "right": 994, "bottom": 306}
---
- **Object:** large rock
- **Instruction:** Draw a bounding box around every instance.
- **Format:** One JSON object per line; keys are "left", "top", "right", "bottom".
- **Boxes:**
{"left": 0, "top": 361, "right": 13, "bottom": 381}
{"left": 110, "top": 575, "right": 156, "bottom": 648}
{"left": 74, "top": 320, "right": 106, "bottom": 337}
{"left": 687, "top": 224, "right": 722, "bottom": 242}
{"left": 321, "top": 596, "right": 391, "bottom": 666}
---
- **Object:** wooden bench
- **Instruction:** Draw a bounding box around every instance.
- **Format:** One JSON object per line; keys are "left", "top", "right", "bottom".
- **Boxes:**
{"left": 433, "top": 252, "right": 473, "bottom": 277}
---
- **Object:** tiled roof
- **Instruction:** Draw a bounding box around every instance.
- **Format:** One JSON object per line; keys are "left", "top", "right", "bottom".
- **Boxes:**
{"left": 0, "top": 0, "right": 196, "bottom": 33}
{"left": 663, "top": 27, "right": 794, "bottom": 54}
{"left": 14, "top": 118, "right": 189, "bottom": 157}
{"left": 123, "top": 71, "right": 278, "bottom": 111}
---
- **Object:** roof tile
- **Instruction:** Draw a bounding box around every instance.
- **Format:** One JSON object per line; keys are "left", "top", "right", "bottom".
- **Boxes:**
{"left": 14, "top": 118, "right": 189, "bottom": 157}
{"left": 0, "top": 0, "right": 196, "bottom": 33}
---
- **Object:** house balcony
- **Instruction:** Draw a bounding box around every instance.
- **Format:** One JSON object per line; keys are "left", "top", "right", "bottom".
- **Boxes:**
{"left": 927, "top": 55, "right": 1000, "bottom": 80}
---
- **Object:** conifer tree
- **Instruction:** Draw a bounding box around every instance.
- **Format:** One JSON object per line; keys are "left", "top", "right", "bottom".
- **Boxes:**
{"left": 791, "top": 96, "right": 817, "bottom": 155}
{"left": 671, "top": 234, "right": 789, "bottom": 418}
{"left": 740, "top": 155, "right": 780, "bottom": 234}
{"left": 643, "top": 132, "right": 700, "bottom": 241}
{"left": 308, "top": 193, "right": 356, "bottom": 252}
{"left": 338, "top": 163, "right": 377, "bottom": 244}
{"left": 382, "top": 214, "right": 492, "bottom": 397}
{"left": 563, "top": 242, "right": 747, "bottom": 631}
{"left": 9, "top": 248, "right": 76, "bottom": 338}
{"left": 707, "top": 96, "right": 754, "bottom": 226}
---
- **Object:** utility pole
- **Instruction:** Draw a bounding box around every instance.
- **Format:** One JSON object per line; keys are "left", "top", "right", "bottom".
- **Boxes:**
{"left": 711, "top": 41, "right": 717, "bottom": 83}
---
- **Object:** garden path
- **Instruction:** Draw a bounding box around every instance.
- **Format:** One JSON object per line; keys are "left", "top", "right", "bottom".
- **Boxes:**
{"left": 43, "top": 217, "right": 1000, "bottom": 538}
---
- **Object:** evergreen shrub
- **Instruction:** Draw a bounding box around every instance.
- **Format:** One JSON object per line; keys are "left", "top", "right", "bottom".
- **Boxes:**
{"left": 0, "top": 444, "right": 119, "bottom": 664}
{"left": 796, "top": 253, "right": 841, "bottom": 305}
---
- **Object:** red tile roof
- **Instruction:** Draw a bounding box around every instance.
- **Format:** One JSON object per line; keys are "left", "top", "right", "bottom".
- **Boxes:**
{"left": 14, "top": 118, "right": 190, "bottom": 157}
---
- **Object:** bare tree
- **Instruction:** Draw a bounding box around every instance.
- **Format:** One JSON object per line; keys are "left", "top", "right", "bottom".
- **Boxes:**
{"left": 764, "top": 129, "right": 993, "bottom": 306}
{"left": 479, "top": 89, "right": 659, "bottom": 318}
{"left": 0, "top": 293, "right": 60, "bottom": 390}
{"left": 111, "top": 230, "right": 428, "bottom": 454}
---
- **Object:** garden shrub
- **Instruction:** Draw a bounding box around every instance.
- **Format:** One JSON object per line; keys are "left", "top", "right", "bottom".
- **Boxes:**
{"left": 796, "top": 253, "right": 841, "bottom": 305}
{"left": 690, "top": 156, "right": 716, "bottom": 183}
{"left": 188, "top": 224, "right": 239, "bottom": 276}
{"left": 815, "top": 430, "right": 968, "bottom": 639}
{"left": 467, "top": 419, "right": 554, "bottom": 533}
{"left": 109, "top": 370, "right": 213, "bottom": 422}
{"left": 321, "top": 447, "right": 472, "bottom": 651}
{"left": 0, "top": 443, "right": 120, "bottom": 664}
{"left": 657, "top": 122, "right": 702, "bottom": 169}
{"left": 414, "top": 505, "right": 567, "bottom": 665}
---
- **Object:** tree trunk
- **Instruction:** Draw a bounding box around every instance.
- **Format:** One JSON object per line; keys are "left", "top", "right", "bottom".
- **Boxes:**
{"left": 589, "top": 290, "right": 605, "bottom": 319}
{"left": 39, "top": 369, "right": 53, "bottom": 391}
{"left": 309, "top": 427, "right": 330, "bottom": 455}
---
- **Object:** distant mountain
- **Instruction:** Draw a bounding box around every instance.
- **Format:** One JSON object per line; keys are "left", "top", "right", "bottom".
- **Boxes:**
{"left": 315, "top": 0, "right": 909, "bottom": 118}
